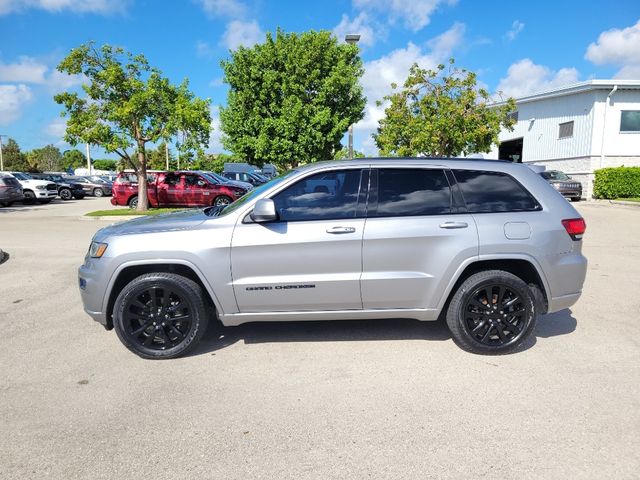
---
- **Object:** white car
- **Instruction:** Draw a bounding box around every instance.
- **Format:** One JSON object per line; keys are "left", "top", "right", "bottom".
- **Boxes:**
{"left": 9, "top": 172, "right": 58, "bottom": 204}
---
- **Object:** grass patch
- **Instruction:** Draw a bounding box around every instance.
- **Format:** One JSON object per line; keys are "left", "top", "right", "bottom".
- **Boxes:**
{"left": 85, "top": 208, "right": 188, "bottom": 217}
{"left": 616, "top": 198, "right": 640, "bottom": 202}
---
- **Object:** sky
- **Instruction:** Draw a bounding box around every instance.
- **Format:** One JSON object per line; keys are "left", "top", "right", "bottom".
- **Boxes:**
{"left": 0, "top": 0, "right": 639, "bottom": 159}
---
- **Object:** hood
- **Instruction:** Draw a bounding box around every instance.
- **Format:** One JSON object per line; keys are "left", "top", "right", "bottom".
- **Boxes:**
{"left": 96, "top": 208, "right": 208, "bottom": 239}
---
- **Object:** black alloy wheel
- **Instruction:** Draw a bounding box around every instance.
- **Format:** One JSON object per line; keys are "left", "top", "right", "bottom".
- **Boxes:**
{"left": 213, "top": 195, "right": 232, "bottom": 207}
{"left": 113, "top": 273, "right": 208, "bottom": 359}
{"left": 446, "top": 270, "right": 537, "bottom": 354}
{"left": 60, "top": 188, "right": 73, "bottom": 200}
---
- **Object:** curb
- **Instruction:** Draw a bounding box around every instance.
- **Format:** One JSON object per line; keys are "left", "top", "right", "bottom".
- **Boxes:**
{"left": 80, "top": 215, "right": 144, "bottom": 221}
{"left": 589, "top": 199, "right": 640, "bottom": 208}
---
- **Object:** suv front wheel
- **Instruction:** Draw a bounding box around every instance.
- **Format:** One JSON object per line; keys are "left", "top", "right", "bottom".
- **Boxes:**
{"left": 113, "top": 273, "right": 209, "bottom": 359}
{"left": 446, "top": 270, "right": 537, "bottom": 354}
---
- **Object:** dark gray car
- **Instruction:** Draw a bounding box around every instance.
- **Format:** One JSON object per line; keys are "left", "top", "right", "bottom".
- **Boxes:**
{"left": 540, "top": 170, "right": 582, "bottom": 201}
{"left": 0, "top": 174, "right": 24, "bottom": 207}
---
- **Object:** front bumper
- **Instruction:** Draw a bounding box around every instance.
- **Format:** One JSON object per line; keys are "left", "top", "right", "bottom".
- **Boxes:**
{"left": 78, "top": 262, "right": 109, "bottom": 327}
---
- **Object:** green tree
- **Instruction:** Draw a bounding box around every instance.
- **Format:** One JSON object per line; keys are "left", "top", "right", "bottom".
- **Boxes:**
{"left": 146, "top": 142, "right": 177, "bottom": 170}
{"left": 1, "top": 138, "right": 29, "bottom": 171}
{"left": 191, "top": 152, "right": 238, "bottom": 173}
{"left": 374, "top": 59, "right": 516, "bottom": 157}
{"left": 333, "top": 147, "right": 365, "bottom": 160}
{"left": 28, "top": 145, "right": 64, "bottom": 172}
{"left": 220, "top": 29, "right": 366, "bottom": 170}
{"left": 54, "top": 43, "right": 211, "bottom": 210}
{"left": 92, "top": 159, "right": 118, "bottom": 170}
{"left": 62, "top": 149, "right": 86, "bottom": 171}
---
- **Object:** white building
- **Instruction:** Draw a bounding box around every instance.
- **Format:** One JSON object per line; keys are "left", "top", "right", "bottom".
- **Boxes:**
{"left": 485, "top": 80, "right": 640, "bottom": 198}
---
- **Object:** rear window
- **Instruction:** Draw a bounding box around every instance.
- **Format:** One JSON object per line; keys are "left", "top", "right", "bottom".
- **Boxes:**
{"left": 452, "top": 170, "right": 541, "bottom": 213}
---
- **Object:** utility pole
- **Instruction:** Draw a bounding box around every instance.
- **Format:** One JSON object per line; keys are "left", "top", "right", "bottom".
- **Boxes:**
{"left": 0, "top": 135, "right": 6, "bottom": 171}
{"left": 344, "top": 34, "right": 361, "bottom": 159}
{"left": 85, "top": 143, "right": 91, "bottom": 175}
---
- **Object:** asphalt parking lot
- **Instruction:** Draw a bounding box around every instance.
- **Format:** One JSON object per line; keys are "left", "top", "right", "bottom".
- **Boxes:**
{"left": 0, "top": 198, "right": 639, "bottom": 479}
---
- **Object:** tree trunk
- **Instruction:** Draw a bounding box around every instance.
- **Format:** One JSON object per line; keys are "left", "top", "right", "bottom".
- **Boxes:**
{"left": 136, "top": 148, "right": 149, "bottom": 211}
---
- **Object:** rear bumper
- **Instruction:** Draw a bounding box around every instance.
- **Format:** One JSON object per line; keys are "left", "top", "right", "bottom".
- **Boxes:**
{"left": 548, "top": 292, "right": 582, "bottom": 312}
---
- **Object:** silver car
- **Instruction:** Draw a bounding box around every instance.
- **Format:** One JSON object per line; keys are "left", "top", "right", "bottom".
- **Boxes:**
{"left": 79, "top": 158, "right": 587, "bottom": 359}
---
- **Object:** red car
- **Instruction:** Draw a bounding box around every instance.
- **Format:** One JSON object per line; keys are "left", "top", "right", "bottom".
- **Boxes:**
{"left": 111, "top": 171, "right": 248, "bottom": 209}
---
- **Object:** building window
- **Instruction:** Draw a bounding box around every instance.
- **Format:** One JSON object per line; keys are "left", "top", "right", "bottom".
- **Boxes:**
{"left": 558, "top": 121, "right": 574, "bottom": 139}
{"left": 620, "top": 111, "right": 640, "bottom": 132}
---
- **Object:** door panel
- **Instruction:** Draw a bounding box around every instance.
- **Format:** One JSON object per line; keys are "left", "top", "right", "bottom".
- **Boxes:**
{"left": 231, "top": 220, "right": 365, "bottom": 312}
{"left": 361, "top": 168, "right": 478, "bottom": 310}
{"left": 231, "top": 168, "right": 367, "bottom": 313}
{"left": 361, "top": 215, "right": 478, "bottom": 309}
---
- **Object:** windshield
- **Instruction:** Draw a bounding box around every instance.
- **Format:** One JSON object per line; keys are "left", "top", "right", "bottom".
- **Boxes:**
{"left": 214, "top": 170, "right": 297, "bottom": 217}
{"left": 12, "top": 172, "right": 31, "bottom": 180}
{"left": 49, "top": 175, "right": 64, "bottom": 181}
{"left": 200, "top": 172, "right": 224, "bottom": 184}
{"left": 541, "top": 170, "right": 570, "bottom": 181}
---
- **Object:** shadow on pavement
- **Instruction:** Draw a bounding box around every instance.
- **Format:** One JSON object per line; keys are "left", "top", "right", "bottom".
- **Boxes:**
{"left": 191, "top": 308, "right": 577, "bottom": 357}
{"left": 0, "top": 250, "right": 9, "bottom": 265}
{"left": 191, "top": 317, "right": 451, "bottom": 356}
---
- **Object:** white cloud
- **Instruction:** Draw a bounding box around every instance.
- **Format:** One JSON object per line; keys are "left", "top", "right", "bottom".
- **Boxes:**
{"left": 47, "top": 69, "right": 84, "bottom": 91}
{"left": 497, "top": 59, "right": 580, "bottom": 97}
{"left": 332, "top": 12, "right": 378, "bottom": 47}
{"left": 0, "top": 56, "right": 47, "bottom": 83}
{"left": 195, "top": 0, "right": 245, "bottom": 18}
{"left": 45, "top": 117, "right": 67, "bottom": 138}
{"left": 0, "top": 0, "right": 128, "bottom": 15}
{"left": 353, "top": 0, "right": 457, "bottom": 32}
{"left": 505, "top": 20, "right": 524, "bottom": 41}
{"left": 221, "top": 19, "right": 263, "bottom": 50}
{"left": 195, "top": 40, "right": 216, "bottom": 59}
{"left": 585, "top": 19, "right": 640, "bottom": 79}
{"left": 0, "top": 84, "right": 32, "bottom": 125}
{"left": 353, "top": 22, "right": 465, "bottom": 153}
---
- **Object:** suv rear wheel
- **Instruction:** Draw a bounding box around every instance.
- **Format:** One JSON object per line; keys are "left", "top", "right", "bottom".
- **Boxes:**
{"left": 446, "top": 270, "right": 537, "bottom": 354}
{"left": 113, "top": 273, "right": 209, "bottom": 359}
{"left": 59, "top": 188, "right": 73, "bottom": 200}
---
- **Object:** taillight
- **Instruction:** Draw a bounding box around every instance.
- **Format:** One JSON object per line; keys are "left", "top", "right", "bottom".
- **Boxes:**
{"left": 562, "top": 218, "right": 586, "bottom": 240}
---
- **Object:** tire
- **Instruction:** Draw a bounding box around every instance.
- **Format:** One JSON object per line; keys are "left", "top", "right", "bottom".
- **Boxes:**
{"left": 445, "top": 270, "right": 537, "bottom": 355}
{"left": 22, "top": 190, "right": 36, "bottom": 204}
{"left": 213, "top": 195, "right": 232, "bottom": 207}
{"left": 0, "top": 202, "right": 9, "bottom": 207}
{"left": 112, "top": 273, "right": 209, "bottom": 359}
{"left": 128, "top": 196, "right": 138, "bottom": 209}
{"left": 571, "top": 197, "right": 581, "bottom": 202}
{"left": 93, "top": 188, "right": 104, "bottom": 197}
{"left": 59, "top": 188, "right": 73, "bottom": 201}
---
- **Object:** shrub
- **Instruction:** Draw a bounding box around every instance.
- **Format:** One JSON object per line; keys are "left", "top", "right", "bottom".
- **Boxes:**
{"left": 593, "top": 166, "right": 640, "bottom": 199}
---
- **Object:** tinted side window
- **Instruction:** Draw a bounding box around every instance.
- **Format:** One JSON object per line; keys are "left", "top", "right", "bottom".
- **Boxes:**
{"left": 272, "top": 170, "right": 362, "bottom": 221}
{"left": 452, "top": 170, "right": 540, "bottom": 213}
{"left": 370, "top": 169, "right": 451, "bottom": 217}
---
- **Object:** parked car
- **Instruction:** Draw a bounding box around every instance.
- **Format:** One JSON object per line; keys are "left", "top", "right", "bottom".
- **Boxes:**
{"left": 0, "top": 173, "right": 24, "bottom": 207}
{"left": 539, "top": 170, "right": 582, "bottom": 201}
{"left": 222, "top": 171, "right": 267, "bottom": 186}
{"left": 200, "top": 171, "right": 254, "bottom": 192}
{"left": 79, "top": 158, "right": 587, "bottom": 359}
{"left": 8, "top": 172, "right": 58, "bottom": 204}
{"left": 67, "top": 176, "right": 113, "bottom": 197}
{"left": 30, "top": 173, "right": 85, "bottom": 200}
{"left": 111, "top": 171, "right": 248, "bottom": 209}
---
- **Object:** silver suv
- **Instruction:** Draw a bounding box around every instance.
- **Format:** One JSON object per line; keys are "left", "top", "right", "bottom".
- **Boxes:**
{"left": 79, "top": 159, "right": 587, "bottom": 359}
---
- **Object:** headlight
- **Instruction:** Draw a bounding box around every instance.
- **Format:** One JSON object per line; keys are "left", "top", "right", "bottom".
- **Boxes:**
{"left": 89, "top": 242, "right": 108, "bottom": 258}
{"left": 36, "top": 185, "right": 46, "bottom": 190}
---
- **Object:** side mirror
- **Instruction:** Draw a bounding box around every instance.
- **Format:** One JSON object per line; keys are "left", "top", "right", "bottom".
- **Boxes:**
{"left": 251, "top": 198, "right": 277, "bottom": 223}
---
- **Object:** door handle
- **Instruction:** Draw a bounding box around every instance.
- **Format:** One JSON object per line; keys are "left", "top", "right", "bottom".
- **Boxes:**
{"left": 439, "top": 221, "right": 468, "bottom": 229}
{"left": 326, "top": 226, "right": 356, "bottom": 234}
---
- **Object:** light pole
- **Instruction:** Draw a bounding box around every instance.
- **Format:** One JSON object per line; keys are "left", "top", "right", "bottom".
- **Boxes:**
{"left": 0, "top": 135, "right": 6, "bottom": 171}
{"left": 85, "top": 143, "right": 91, "bottom": 175}
{"left": 345, "top": 34, "right": 361, "bottom": 160}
